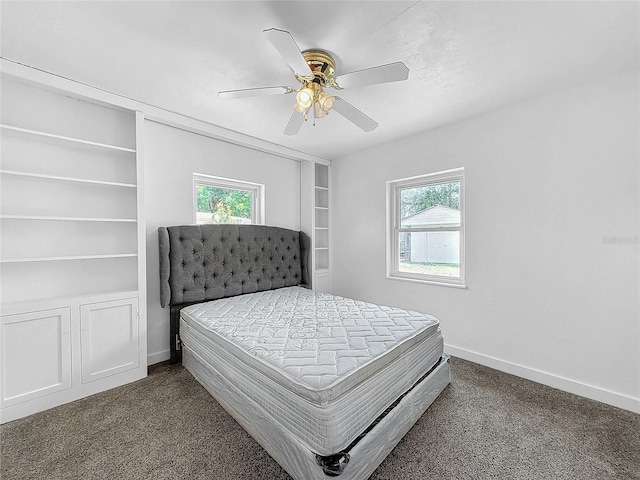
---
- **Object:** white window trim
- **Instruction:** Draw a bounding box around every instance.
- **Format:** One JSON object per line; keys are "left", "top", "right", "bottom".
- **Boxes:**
{"left": 386, "top": 167, "right": 466, "bottom": 288}
{"left": 193, "top": 173, "right": 265, "bottom": 225}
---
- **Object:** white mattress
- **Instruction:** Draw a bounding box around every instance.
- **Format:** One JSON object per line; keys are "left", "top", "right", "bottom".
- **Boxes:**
{"left": 180, "top": 286, "right": 443, "bottom": 455}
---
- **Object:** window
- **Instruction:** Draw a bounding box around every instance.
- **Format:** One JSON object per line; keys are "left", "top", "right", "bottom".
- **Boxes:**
{"left": 193, "top": 174, "right": 264, "bottom": 225}
{"left": 387, "top": 168, "right": 465, "bottom": 287}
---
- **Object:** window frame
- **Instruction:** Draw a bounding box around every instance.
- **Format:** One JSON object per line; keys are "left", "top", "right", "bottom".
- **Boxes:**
{"left": 193, "top": 173, "right": 265, "bottom": 225}
{"left": 386, "top": 167, "right": 465, "bottom": 288}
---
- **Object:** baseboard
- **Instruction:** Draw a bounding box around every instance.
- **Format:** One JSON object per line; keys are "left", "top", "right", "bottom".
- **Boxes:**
{"left": 147, "top": 349, "right": 170, "bottom": 366}
{"left": 444, "top": 344, "right": 640, "bottom": 414}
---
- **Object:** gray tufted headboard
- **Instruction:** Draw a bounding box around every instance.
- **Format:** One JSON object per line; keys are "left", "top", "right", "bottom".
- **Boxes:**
{"left": 159, "top": 224, "right": 310, "bottom": 363}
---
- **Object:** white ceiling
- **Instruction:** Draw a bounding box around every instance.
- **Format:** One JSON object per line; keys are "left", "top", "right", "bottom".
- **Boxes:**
{"left": 1, "top": 1, "right": 638, "bottom": 161}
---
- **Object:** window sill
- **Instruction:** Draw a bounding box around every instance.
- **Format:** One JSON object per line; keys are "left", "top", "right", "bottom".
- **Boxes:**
{"left": 386, "top": 274, "right": 467, "bottom": 289}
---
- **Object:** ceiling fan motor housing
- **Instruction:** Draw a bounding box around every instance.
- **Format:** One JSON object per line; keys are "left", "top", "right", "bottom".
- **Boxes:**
{"left": 301, "top": 50, "right": 336, "bottom": 86}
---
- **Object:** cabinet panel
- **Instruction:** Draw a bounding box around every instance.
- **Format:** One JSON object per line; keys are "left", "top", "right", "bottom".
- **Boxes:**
{"left": 80, "top": 298, "right": 139, "bottom": 383}
{"left": 314, "top": 271, "right": 331, "bottom": 293}
{"left": 1, "top": 308, "right": 72, "bottom": 406}
{"left": 316, "top": 249, "right": 329, "bottom": 270}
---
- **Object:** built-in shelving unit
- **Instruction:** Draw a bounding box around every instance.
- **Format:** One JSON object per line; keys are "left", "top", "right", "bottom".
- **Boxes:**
{"left": 314, "top": 164, "right": 330, "bottom": 277}
{"left": 0, "top": 75, "right": 147, "bottom": 423}
{"left": 301, "top": 162, "right": 331, "bottom": 293}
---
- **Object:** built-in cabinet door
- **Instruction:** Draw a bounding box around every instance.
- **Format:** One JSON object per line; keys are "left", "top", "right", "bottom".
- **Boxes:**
{"left": 1, "top": 308, "right": 72, "bottom": 407}
{"left": 80, "top": 298, "right": 139, "bottom": 384}
{"left": 314, "top": 271, "right": 331, "bottom": 293}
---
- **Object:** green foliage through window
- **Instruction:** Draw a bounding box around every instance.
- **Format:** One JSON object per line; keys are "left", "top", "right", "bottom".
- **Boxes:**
{"left": 196, "top": 185, "right": 252, "bottom": 224}
{"left": 400, "top": 181, "right": 460, "bottom": 219}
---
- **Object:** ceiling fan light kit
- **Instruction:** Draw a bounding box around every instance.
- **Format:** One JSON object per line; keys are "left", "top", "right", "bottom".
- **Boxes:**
{"left": 218, "top": 28, "right": 410, "bottom": 135}
{"left": 292, "top": 50, "right": 339, "bottom": 121}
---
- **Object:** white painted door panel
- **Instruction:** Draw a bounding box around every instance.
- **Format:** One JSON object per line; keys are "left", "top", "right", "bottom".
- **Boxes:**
{"left": 80, "top": 298, "right": 139, "bottom": 383}
{"left": 1, "top": 308, "right": 72, "bottom": 407}
{"left": 427, "top": 232, "right": 445, "bottom": 263}
{"left": 314, "top": 271, "right": 331, "bottom": 293}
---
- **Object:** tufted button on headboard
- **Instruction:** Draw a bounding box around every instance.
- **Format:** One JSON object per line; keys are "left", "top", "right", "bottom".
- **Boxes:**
{"left": 159, "top": 224, "right": 310, "bottom": 308}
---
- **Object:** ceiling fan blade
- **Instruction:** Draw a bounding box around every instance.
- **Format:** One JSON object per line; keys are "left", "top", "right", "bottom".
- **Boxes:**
{"left": 283, "top": 110, "right": 304, "bottom": 136}
{"left": 263, "top": 28, "right": 311, "bottom": 76}
{"left": 336, "top": 62, "right": 409, "bottom": 89}
{"left": 218, "top": 86, "right": 293, "bottom": 99}
{"left": 332, "top": 97, "right": 378, "bottom": 132}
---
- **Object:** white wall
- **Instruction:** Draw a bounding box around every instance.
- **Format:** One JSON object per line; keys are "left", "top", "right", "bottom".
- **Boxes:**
{"left": 331, "top": 70, "right": 640, "bottom": 413}
{"left": 144, "top": 121, "right": 301, "bottom": 364}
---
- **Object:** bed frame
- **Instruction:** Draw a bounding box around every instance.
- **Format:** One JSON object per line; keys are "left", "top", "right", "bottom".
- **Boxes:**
{"left": 159, "top": 224, "right": 450, "bottom": 479}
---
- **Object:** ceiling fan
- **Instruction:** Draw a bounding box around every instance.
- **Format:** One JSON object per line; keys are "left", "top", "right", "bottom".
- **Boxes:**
{"left": 219, "top": 28, "right": 410, "bottom": 135}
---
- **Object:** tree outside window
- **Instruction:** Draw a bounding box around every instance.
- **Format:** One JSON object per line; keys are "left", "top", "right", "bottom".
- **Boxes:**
{"left": 193, "top": 174, "right": 264, "bottom": 225}
{"left": 196, "top": 186, "right": 252, "bottom": 224}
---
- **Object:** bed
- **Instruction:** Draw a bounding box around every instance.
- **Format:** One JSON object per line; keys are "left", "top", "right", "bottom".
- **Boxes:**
{"left": 159, "top": 224, "right": 450, "bottom": 479}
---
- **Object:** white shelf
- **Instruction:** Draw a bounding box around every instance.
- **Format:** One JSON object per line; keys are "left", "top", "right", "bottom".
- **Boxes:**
{"left": 315, "top": 227, "right": 329, "bottom": 230}
{"left": 0, "top": 170, "right": 136, "bottom": 188}
{"left": 0, "top": 215, "right": 137, "bottom": 223}
{"left": 315, "top": 207, "right": 329, "bottom": 211}
{"left": 1, "top": 124, "right": 136, "bottom": 153}
{"left": 315, "top": 247, "right": 329, "bottom": 251}
{"left": 1, "top": 253, "right": 138, "bottom": 264}
{"left": 315, "top": 186, "right": 329, "bottom": 191}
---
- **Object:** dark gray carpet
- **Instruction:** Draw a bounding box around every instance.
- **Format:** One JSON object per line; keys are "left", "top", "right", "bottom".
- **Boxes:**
{"left": 1, "top": 357, "right": 638, "bottom": 480}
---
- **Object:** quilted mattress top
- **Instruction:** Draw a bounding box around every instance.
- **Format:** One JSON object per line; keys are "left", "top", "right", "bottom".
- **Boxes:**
{"left": 181, "top": 286, "right": 440, "bottom": 403}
